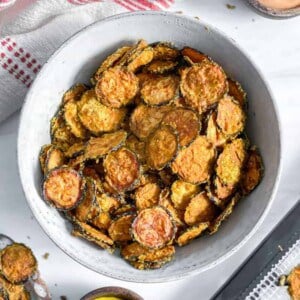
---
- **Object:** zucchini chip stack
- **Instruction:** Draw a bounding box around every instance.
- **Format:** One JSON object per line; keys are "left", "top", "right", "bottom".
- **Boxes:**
{"left": 39, "top": 40, "right": 264, "bottom": 270}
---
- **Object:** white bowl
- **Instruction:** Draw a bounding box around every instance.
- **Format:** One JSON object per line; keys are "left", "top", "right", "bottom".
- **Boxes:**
{"left": 18, "top": 11, "right": 281, "bottom": 283}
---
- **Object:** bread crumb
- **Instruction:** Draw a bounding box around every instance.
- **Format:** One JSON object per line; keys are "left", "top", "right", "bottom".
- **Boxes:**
{"left": 278, "top": 244, "right": 284, "bottom": 252}
{"left": 43, "top": 252, "right": 50, "bottom": 259}
{"left": 226, "top": 4, "right": 236, "bottom": 9}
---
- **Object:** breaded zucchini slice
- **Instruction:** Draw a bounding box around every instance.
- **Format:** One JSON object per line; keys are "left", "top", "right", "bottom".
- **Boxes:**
{"left": 95, "top": 67, "right": 139, "bottom": 108}
{"left": 206, "top": 111, "right": 228, "bottom": 147}
{"left": 72, "top": 178, "right": 97, "bottom": 222}
{"left": 112, "top": 204, "right": 137, "bottom": 219}
{"left": 162, "top": 108, "right": 200, "bottom": 147}
{"left": 241, "top": 147, "right": 264, "bottom": 195}
{"left": 216, "top": 95, "right": 246, "bottom": 137}
{"left": 84, "top": 130, "right": 127, "bottom": 160}
{"left": 184, "top": 192, "right": 219, "bottom": 226}
{"left": 125, "top": 134, "right": 146, "bottom": 163}
{"left": 207, "top": 176, "right": 235, "bottom": 208}
{"left": 152, "top": 43, "right": 179, "bottom": 61}
{"left": 72, "top": 221, "right": 114, "bottom": 252}
{"left": 145, "top": 125, "right": 178, "bottom": 170}
{"left": 180, "top": 62, "right": 227, "bottom": 113}
{"left": 141, "top": 75, "right": 179, "bottom": 106}
{"left": 129, "top": 259, "right": 172, "bottom": 270}
{"left": 0, "top": 275, "right": 30, "bottom": 300}
{"left": 62, "top": 83, "right": 88, "bottom": 104}
{"left": 104, "top": 147, "right": 140, "bottom": 192}
{"left": 209, "top": 193, "right": 241, "bottom": 234}
{"left": 287, "top": 265, "right": 300, "bottom": 300}
{"left": 121, "top": 242, "right": 175, "bottom": 263}
{"left": 216, "top": 138, "right": 247, "bottom": 186}
{"left": 132, "top": 206, "right": 176, "bottom": 249}
{"left": 171, "top": 180, "right": 200, "bottom": 210}
{"left": 43, "top": 167, "right": 85, "bottom": 210}
{"left": 0, "top": 243, "right": 37, "bottom": 284}
{"left": 44, "top": 145, "right": 65, "bottom": 174}
{"left": 127, "top": 47, "right": 154, "bottom": 73}
{"left": 176, "top": 222, "right": 209, "bottom": 246}
{"left": 108, "top": 214, "right": 135, "bottom": 243}
{"left": 64, "top": 141, "right": 85, "bottom": 158}
{"left": 78, "top": 90, "right": 126, "bottom": 134}
{"left": 63, "top": 100, "right": 87, "bottom": 139}
{"left": 181, "top": 47, "right": 209, "bottom": 64}
{"left": 118, "top": 39, "right": 148, "bottom": 66}
{"left": 95, "top": 193, "right": 121, "bottom": 213}
{"left": 129, "top": 104, "right": 172, "bottom": 140}
{"left": 145, "top": 60, "right": 178, "bottom": 74}
{"left": 93, "top": 45, "right": 131, "bottom": 81}
{"left": 228, "top": 78, "right": 246, "bottom": 107}
{"left": 39, "top": 144, "right": 52, "bottom": 174}
{"left": 171, "top": 136, "right": 216, "bottom": 184}
{"left": 133, "top": 182, "right": 161, "bottom": 210}
{"left": 90, "top": 212, "right": 112, "bottom": 231}
{"left": 68, "top": 154, "right": 86, "bottom": 170}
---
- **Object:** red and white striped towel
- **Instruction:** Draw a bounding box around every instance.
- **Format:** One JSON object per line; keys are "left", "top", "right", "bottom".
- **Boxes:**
{"left": 0, "top": 0, "right": 174, "bottom": 123}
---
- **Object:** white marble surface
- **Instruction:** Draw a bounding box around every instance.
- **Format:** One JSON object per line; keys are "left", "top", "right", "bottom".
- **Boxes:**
{"left": 1, "top": 0, "right": 300, "bottom": 299}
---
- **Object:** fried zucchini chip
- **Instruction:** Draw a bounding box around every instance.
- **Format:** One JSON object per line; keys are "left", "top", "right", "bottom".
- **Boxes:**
{"left": 129, "top": 104, "right": 172, "bottom": 140}
{"left": 141, "top": 75, "right": 179, "bottom": 106}
{"left": 206, "top": 111, "right": 228, "bottom": 147}
{"left": 78, "top": 90, "right": 126, "bottom": 134}
{"left": 0, "top": 243, "right": 37, "bottom": 284}
{"left": 129, "top": 259, "right": 172, "bottom": 270}
{"left": 84, "top": 130, "right": 127, "bottom": 160}
{"left": 0, "top": 275, "right": 30, "bottom": 300}
{"left": 136, "top": 72, "right": 157, "bottom": 86}
{"left": 104, "top": 147, "right": 140, "bottom": 192}
{"left": 112, "top": 204, "right": 137, "bottom": 219}
{"left": 132, "top": 206, "right": 176, "bottom": 249}
{"left": 152, "top": 43, "right": 179, "bottom": 61}
{"left": 176, "top": 222, "right": 209, "bottom": 246}
{"left": 125, "top": 134, "right": 146, "bottom": 163}
{"left": 127, "top": 47, "right": 154, "bottom": 73}
{"left": 171, "top": 180, "right": 200, "bottom": 210}
{"left": 181, "top": 47, "right": 209, "bottom": 64}
{"left": 159, "top": 188, "right": 185, "bottom": 227}
{"left": 102, "top": 180, "right": 119, "bottom": 195}
{"left": 68, "top": 154, "right": 86, "bottom": 170}
{"left": 184, "top": 192, "right": 219, "bottom": 226}
{"left": 96, "top": 193, "right": 120, "bottom": 213}
{"left": 90, "top": 212, "right": 112, "bottom": 231}
{"left": 82, "top": 166, "right": 103, "bottom": 191}
{"left": 228, "top": 78, "right": 246, "bottom": 107}
{"left": 145, "top": 125, "right": 178, "bottom": 170}
{"left": 64, "top": 141, "right": 85, "bottom": 158}
{"left": 171, "top": 136, "right": 216, "bottom": 184}
{"left": 287, "top": 265, "right": 300, "bottom": 300}
{"left": 64, "top": 100, "right": 87, "bottom": 139}
{"left": 118, "top": 39, "right": 148, "bottom": 66}
{"left": 216, "top": 138, "right": 247, "bottom": 186}
{"left": 121, "top": 242, "right": 175, "bottom": 263}
{"left": 95, "top": 67, "right": 139, "bottom": 108}
{"left": 207, "top": 176, "right": 235, "bottom": 208}
{"left": 162, "top": 108, "right": 200, "bottom": 147}
{"left": 216, "top": 95, "right": 245, "bottom": 137}
{"left": 134, "top": 182, "right": 161, "bottom": 210}
{"left": 44, "top": 146, "right": 65, "bottom": 174}
{"left": 72, "top": 178, "right": 97, "bottom": 222}
{"left": 62, "top": 83, "right": 88, "bottom": 104}
{"left": 94, "top": 46, "right": 131, "bottom": 81}
{"left": 209, "top": 193, "right": 241, "bottom": 234}
{"left": 43, "top": 167, "right": 85, "bottom": 210}
{"left": 145, "top": 60, "right": 178, "bottom": 74}
{"left": 241, "top": 147, "right": 264, "bottom": 195}
{"left": 39, "top": 144, "right": 52, "bottom": 174}
{"left": 108, "top": 214, "right": 135, "bottom": 243}
{"left": 180, "top": 62, "right": 227, "bottom": 113}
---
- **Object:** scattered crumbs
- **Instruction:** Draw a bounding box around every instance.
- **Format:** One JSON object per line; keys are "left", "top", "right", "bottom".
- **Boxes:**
{"left": 27, "top": 236, "right": 31, "bottom": 240}
{"left": 278, "top": 244, "right": 284, "bottom": 252}
{"left": 60, "top": 296, "right": 67, "bottom": 300}
{"left": 252, "top": 18, "right": 256, "bottom": 22}
{"left": 194, "top": 16, "right": 200, "bottom": 20}
{"left": 175, "top": 11, "right": 183, "bottom": 14}
{"left": 204, "top": 26, "right": 209, "bottom": 31}
{"left": 43, "top": 252, "right": 49, "bottom": 260}
{"left": 278, "top": 275, "right": 287, "bottom": 286}
{"left": 226, "top": 4, "right": 236, "bottom": 9}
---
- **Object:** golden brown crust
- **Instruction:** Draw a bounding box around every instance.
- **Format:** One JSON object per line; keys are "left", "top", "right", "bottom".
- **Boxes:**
{"left": 180, "top": 62, "right": 227, "bottom": 113}
{"left": 45, "top": 146, "right": 65, "bottom": 174}
{"left": 171, "top": 136, "right": 216, "bottom": 184}
{"left": 152, "top": 43, "right": 179, "bottom": 61}
{"left": 108, "top": 214, "right": 135, "bottom": 242}
{"left": 134, "top": 182, "right": 161, "bottom": 210}
{"left": 0, "top": 275, "right": 30, "bottom": 300}
{"left": 62, "top": 83, "right": 88, "bottom": 104}
{"left": 162, "top": 108, "right": 200, "bottom": 147}
{"left": 95, "top": 67, "right": 139, "bottom": 108}
{"left": 228, "top": 78, "right": 246, "bottom": 107}
{"left": 127, "top": 47, "right": 154, "bottom": 73}
{"left": 176, "top": 222, "right": 209, "bottom": 246}
{"left": 181, "top": 47, "right": 209, "bottom": 64}
{"left": 125, "top": 134, "right": 146, "bottom": 163}
{"left": 206, "top": 111, "right": 228, "bottom": 147}
{"left": 287, "top": 265, "right": 300, "bottom": 300}
{"left": 145, "top": 125, "right": 178, "bottom": 170}
{"left": 145, "top": 60, "right": 178, "bottom": 74}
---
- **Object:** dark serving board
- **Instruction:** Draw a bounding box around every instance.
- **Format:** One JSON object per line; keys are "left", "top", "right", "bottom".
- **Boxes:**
{"left": 213, "top": 199, "right": 300, "bottom": 300}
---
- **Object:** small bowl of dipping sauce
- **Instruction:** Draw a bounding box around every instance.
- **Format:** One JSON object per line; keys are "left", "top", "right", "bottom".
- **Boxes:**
{"left": 80, "top": 286, "right": 143, "bottom": 300}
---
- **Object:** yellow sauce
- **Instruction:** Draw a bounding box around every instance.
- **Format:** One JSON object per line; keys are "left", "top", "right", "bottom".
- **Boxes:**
{"left": 258, "top": 0, "right": 300, "bottom": 10}
{"left": 94, "top": 297, "right": 123, "bottom": 300}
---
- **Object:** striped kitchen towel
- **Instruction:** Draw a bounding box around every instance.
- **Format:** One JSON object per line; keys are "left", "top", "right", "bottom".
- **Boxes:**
{"left": 0, "top": 0, "right": 174, "bottom": 123}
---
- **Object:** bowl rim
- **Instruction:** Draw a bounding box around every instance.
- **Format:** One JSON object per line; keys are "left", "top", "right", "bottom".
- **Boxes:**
{"left": 17, "top": 10, "right": 282, "bottom": 283}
